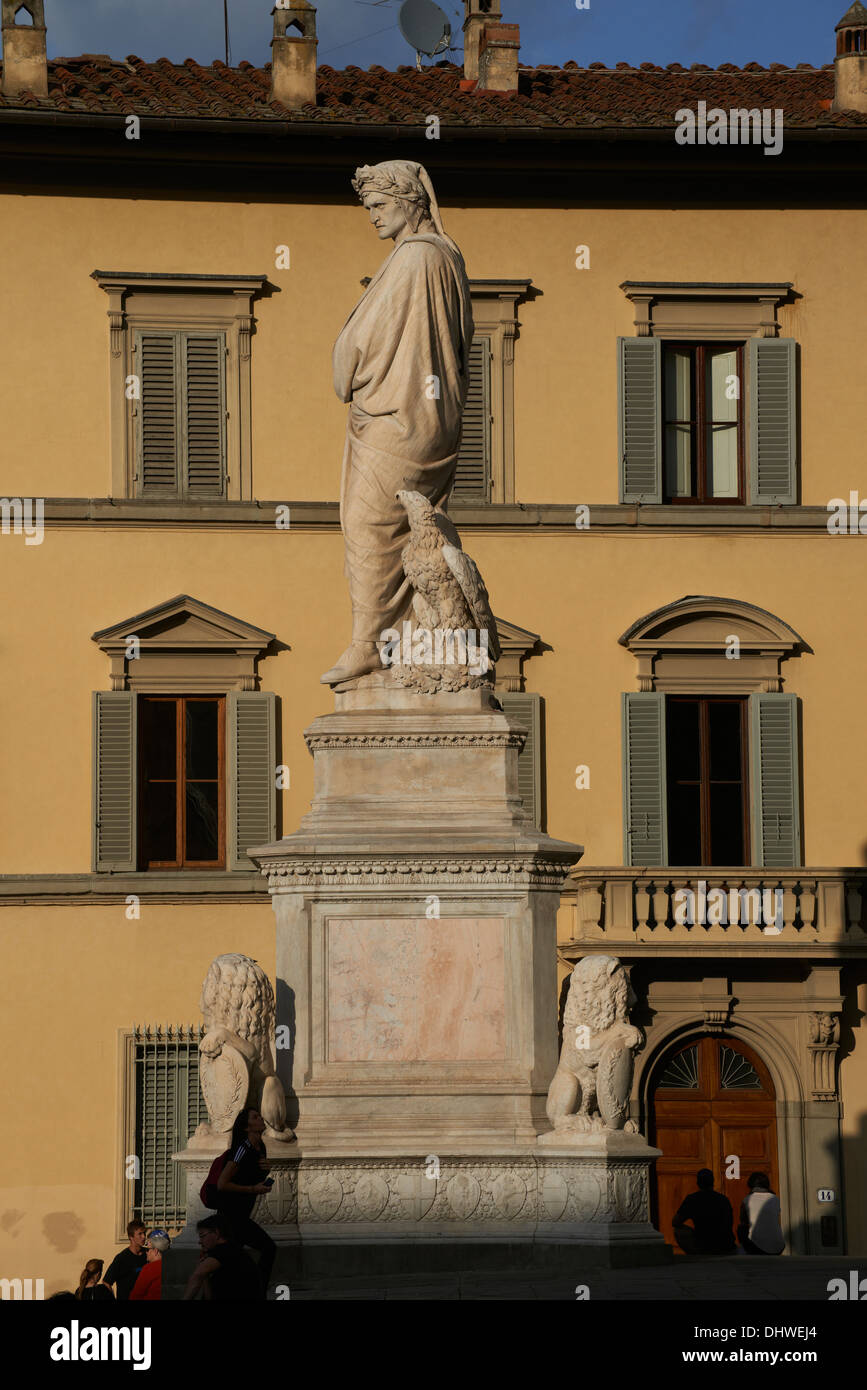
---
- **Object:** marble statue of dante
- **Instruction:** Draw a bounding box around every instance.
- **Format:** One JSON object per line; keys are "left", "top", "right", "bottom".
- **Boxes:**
{"left": 320, "top": 160, "right": 475, "bottom": 686}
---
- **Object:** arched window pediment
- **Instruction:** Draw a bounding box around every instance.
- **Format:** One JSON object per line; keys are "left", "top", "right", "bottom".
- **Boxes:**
{"left": 619, "top": 595, "right": 806, "bottom": 693}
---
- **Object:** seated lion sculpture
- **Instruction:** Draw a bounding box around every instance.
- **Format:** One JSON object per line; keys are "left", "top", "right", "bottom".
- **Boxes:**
{"left": 545, "top": 955, "right": 643, "bottom": 1135}
{"left": 193, "top": 953, "right": 295, "bottom": 1145}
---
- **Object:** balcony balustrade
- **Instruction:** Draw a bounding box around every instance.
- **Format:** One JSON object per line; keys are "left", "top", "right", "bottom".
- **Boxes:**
{"left": 566, "top": 868, "right": 867, "bottom": 951}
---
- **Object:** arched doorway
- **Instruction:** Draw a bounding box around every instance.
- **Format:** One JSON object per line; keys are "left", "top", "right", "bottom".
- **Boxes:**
{"left": 650, "top": 1035, "right": 779, "bottom": 1248}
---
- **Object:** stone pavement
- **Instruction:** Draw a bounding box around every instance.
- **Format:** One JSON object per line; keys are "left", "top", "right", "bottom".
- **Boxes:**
{"left": 283, "top": 1256, "right": 867, "bottom": 1301}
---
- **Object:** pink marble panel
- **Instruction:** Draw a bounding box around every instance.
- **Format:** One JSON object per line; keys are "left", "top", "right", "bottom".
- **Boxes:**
{"left": 327, "top": 917, "right": 506, "bottom": 1062}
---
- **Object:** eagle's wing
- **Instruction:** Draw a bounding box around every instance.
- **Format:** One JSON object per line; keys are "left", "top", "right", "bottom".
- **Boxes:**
{"left": 441, "top": 543, "right": 501, "bottom": 662}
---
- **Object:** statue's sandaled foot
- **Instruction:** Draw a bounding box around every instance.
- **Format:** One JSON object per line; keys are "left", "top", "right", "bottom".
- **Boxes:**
{"left": 320, "top": 642, "right": 381, "bottom": 686}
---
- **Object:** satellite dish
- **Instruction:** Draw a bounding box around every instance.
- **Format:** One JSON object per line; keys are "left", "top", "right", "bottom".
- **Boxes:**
{"left": 398, "top": 0, "right": 452, "bottom": 62}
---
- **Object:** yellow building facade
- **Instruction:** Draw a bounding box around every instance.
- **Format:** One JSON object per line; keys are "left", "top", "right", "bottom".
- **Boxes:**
{"left": 1, "top": 0, "right": 867, "bottom": 1291}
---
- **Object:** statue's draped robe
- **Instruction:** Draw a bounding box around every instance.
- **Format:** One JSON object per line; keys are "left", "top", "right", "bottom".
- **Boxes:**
{"left": 332, "top": 232, "right": 474, "bottom": 643}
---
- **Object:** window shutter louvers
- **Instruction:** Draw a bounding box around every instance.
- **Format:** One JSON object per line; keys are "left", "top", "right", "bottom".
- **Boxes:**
{"left": 618, "top": 336, "right": 662, "bottom": 503}
{"left": 135, "top": 330, "right": 226, "bottom": 498}
{"left": 622, "top": 692, "right": 668, "bottom": 865}
{"left": 137, "top": 332, "right": 180, "bottom": 494}
{"left": 227, "top": 691, "right": 277, "bottom": 870}
{"left": 453, "top": 335, "right": 492, "bottom": 500}
{"left": 93, "top": 691, "right": 137, "bottom": 871}
{"left": 183, "top": 334, "right": 226, "bottom": 497}
{"left": 750, "top": 692, "right": 801, "bottom": 867}
{"left": 500, "top": 691, "right": 542, "bottom": 828}
{"left": 748, "top": 338, "right": 797, "bottom": 504}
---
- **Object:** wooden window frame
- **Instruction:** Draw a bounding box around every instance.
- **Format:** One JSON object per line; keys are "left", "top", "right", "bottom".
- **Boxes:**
{"left": 663, "top": 342, "right": 745, "bottom": 505}
{"left": 138, "top": 694, "right": 226, "bottom": 870}
{"left": 666, "top": 695, "right": 751, "bottom": 866}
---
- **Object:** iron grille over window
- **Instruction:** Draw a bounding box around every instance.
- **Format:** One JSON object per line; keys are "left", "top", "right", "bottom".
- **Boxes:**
{"left": 130, "top": 1024, "right": 207, "bottom": 1232}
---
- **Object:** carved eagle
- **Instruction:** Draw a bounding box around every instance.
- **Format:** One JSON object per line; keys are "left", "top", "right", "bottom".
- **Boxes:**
{"left": 395, "top": 489, "right": 501, "bottom": 663}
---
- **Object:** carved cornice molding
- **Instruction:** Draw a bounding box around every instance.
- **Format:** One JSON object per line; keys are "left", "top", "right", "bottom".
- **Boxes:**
{"left": 304, "top": 731, "right": 525, "bottom": 751}
{"left": 260, "top": 856, "right": 576, "bottom": 891}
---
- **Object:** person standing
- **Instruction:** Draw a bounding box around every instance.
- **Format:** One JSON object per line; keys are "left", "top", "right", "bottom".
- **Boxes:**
{"left": 672, "top": 1168, "right": 737, "bottom": 1256}
{"left": 129, "top": 1230, "right": 170, "bottom": 1300}
{"left": 215, "top": 1107, "right": 276, "bottom": 1294}
{"left": 102, "top": 1220, "right": 147, "bottom": 1299}
{"left": 183, "top": 1215, "right": 262, "bottom": 1301}
{"left": 739, "top": 1172, "right": 785, "bottom": 1254}
{"left": 76, "top": 1259, "right": 114, "bottom": 1301}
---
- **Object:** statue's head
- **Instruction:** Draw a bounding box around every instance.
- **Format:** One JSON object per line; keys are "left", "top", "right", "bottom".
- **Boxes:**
{"left": 352, "top": 161, "right": 440, "bottom": 240}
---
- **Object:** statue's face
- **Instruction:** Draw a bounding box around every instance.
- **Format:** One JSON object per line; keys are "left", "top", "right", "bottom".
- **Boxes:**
{"left": 363, "top": 191, "right": 407, "bottom": 241}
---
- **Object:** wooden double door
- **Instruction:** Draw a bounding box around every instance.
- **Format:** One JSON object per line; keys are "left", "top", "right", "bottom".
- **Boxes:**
{"left": 650, "top": 1035, "right": 778, "bottom": 1248}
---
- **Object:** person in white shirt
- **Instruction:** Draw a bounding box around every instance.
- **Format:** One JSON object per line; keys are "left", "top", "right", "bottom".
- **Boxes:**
{"left": 738, "top": 1171, "right": 785, "bottom": 1254}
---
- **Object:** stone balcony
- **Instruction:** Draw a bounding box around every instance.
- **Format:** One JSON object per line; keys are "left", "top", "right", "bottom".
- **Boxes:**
{"left": 564, "top": 868, "right": 867, "bottom": 958}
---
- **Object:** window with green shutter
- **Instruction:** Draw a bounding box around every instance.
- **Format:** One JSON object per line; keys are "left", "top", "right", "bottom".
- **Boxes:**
{"left": 618, "top": 337, "right": 663, "bottom": 503}
{"left": 93, "top": 691, "right": 137, "bottom": 872}
{"left": 622, "top": 690, "right": 801, "bottom": 868}
{"left": 618, "top": 333, "right": 798, "bottom": 506}
{"left": 227, "top": 691, "right": 277, "bottom": 869}
{"left": 92, "top": 688, "right": 276, "bottom": 872}
{"left": 622, "top": 692, "right": 668, "bottom": 865}
{"left": 499, "top": 691, "right": 542, "bottom": 828}
{"left": 134, "top": 330, "right": 227, "bottom": 499}
{"left": 749, "top": 692, "right": 801, "bottom": 866}
{"left": 748, "top": 338, "right": 797, "bottom": 504}
{"left": 453, "top": 335, "right": 492, "bottom": 501}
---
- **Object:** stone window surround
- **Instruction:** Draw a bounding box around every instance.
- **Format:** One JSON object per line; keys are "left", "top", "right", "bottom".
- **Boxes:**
{"left": 469, "top": 279, "right": 531, "bottom": 504}
{"left": 620, "top": 280, "right": 795, "bottom": 341}
{"left": 619, "top": 594, "right": 806, "bottom": 694}
{"left": 92, "top": 271, "right": 269, "bottom": 502}
{"left": 91, "top": 592, "right": 275, "bottom": 693}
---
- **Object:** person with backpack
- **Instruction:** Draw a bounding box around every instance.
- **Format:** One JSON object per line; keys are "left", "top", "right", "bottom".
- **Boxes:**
{"left": 209, "top": 1107, "right": 276, "bottom": 1295}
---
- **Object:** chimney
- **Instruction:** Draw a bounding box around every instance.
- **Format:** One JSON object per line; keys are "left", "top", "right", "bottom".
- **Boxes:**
{"left": 463, "top": 0, "right": 502, "bottom": 84}
{"left": 270, "top": 1, "right": 317, "bottom": 109}
{"left": 833, "top": 1, "right": 867, "bottom": 112}
{"left": 478, "top": 23, "right": 520, "bottom": 93}
{"left": 1, "top": 0, "right": 48, "bottom": 99}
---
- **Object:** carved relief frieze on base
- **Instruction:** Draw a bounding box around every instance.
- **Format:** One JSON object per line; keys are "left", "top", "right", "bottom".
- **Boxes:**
{"left": 172, "top": 1149, "right": 664, "bottom": 1246}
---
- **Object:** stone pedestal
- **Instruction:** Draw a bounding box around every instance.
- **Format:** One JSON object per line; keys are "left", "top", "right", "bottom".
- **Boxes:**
{"left": 251, "top": 682, "right": 580, "bottom": 1151}
{"left": 167, "top": 681, "right": 667, "bottom": 1286}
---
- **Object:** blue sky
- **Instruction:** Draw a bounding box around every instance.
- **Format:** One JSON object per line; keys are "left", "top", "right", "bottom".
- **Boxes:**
{"left": 42, "top": 0, "right": 845, "bottom": 70}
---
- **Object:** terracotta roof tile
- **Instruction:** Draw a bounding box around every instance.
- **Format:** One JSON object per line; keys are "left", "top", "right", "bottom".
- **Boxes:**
{"left": 0, "top": 55, "right": 863, "bottom": 128}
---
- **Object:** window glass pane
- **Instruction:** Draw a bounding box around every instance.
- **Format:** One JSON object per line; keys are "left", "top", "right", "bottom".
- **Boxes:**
{"left": 667, "top": 700, "right": 700, "bottom": 781}
{"left": 664, "top": 349, "right": 693, "bottom": 497}
{"left": 709, "top": 782, "right": 745, "bottom": 864}
{"left": 708, "top": 701, "right": 742, "bottom": 780}
{"left": 707, "top": 348, "right": 739, "bottom": 497}
{"left": 142, "top": 699, "right": 176, "bottom": 780}
{"left": 657, "top": 1044, "right": 700, "bottom": 1089}
{"left": 143, "top": 783, "right": 177, "bottom": 862}
{"left": 186, "top": 783, "right": 219, "bottom": 861}
{"left": 186, "top": 700, "right": 219, "bottom": 780}
{"left": 668, "top": 783, "right": 702, "bottom": 864}
{"left": 665, "top": 348, "right": 692, "bottom": 420}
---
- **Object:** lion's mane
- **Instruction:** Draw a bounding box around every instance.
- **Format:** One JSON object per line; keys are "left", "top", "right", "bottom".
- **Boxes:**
{"left": 200, "top": 953, "right": 274, "bottom": 1074}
